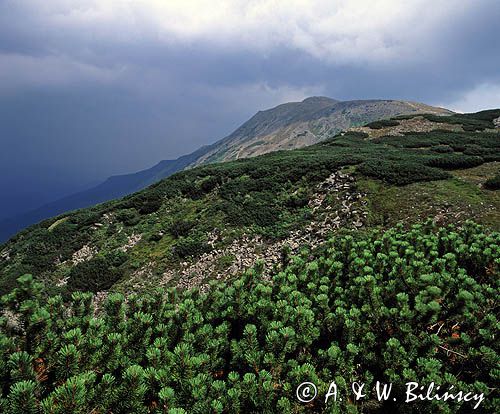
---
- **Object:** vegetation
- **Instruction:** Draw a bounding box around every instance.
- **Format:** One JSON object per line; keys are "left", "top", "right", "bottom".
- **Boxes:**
{"left": 357, "top": 160, "right": 449, "bottom": 186}
{"left": 430, "top": 145, "right": 454, "bottom": 153}
{"left": 484, "top": 173, "right": 500, "bottom": 190}
{"left": 0, "top": 222, "right": 498, "bottom": 413}
{"left": 66, "top": 252, "right": 127, "bottom": 293}
{"left": 0, "top": 109, "right": 498, "bottom": 413}
{"left": 366, "top": 119, "right": 400, "bottom": 129}
{"left": 426, "top": 154, "right": 484, "bottom": 170}
{"left": 374, "top": 130, "right": 499, "bottom": 156}
{"left": 0, "top": 111, "right": 499, "bottom": 296}
{"left": 421, "top": 109, "right": 500, "bottom": 131}
{"left": 358, "top": 174, "right": 499, "bottom": 229}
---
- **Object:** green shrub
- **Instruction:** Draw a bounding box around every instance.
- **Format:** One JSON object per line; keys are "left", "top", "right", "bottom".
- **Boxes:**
{"left": 463, "top": 145, "right": 500, "bottom": 161}
{"left": 342, "top": 131, "right": 369, "bottom": 139}
{"left": 426, "top": 154, "right": 484, "bottom": 170}
{"left": 421, "top": 110, "right": 500, "bottom": 130}
{"left": 116, "top": 209, "right": 140, "bottom": 226}
{"left": 358, "top": 160, "right": 450, "bottom": 185}
{"left": 122, "top": 192, "right": 164, "bottom": 215}
{"left": 1, "top": 222, "right": 498, "bottom": 413}
{"left": 138, "top": 199, "right": 162, "bottom": 215}
{"left": 376, "top": 130, "right": 499, "bottom": 153}
{"left": 484, "top": 174, "right": 500, "bottom": 190}
{"left": 70, "top": 210, "right": 102, "bottom": 226}
{"left": 66, "top": 254, "right": 125, "bottom": 293}
{"left": 174, "top": 235, "right": 210, "bottom": 258}
{"left": 219, "top": 194, "right": 280, "bottom": 227}
{"left": 431, "top": 145, "right": 454, "bottom": 153}
{"left": 199, "top": 175, "right": 222, "bottom": 193}
{"left": 148, "top": 233, "right": 163, "bottom": 242}
{"left": 463, "top": 145, "right": 486, "bottom": 156}
{"left": 284, "top": 188, "right": 310, "bottom": 208}
{"left": 423, "top": 114, "right": 486, "bottom": 130}
{"left": 168, "top": 219, "right": 195, "bottom": 238}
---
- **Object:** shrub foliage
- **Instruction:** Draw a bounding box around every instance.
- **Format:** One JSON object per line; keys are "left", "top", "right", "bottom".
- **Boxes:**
{"left": 484, "top": 173, "right": 500, "bottom": 190}
{"left": 0, "top": 222, "right": 498, "bottom": 413}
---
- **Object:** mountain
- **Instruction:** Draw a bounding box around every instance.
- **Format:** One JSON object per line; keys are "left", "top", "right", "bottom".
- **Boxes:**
{"left": 189, "top": 97, "right": 452, "bottom": 165}
{"left": 0, "top": 108, "right": 498, "bottom": 296}
{"left": 1, "top": 109, "right": 498, "bottom": 413}
{"left": 0, "top": 98, "right": 451, "bottom": 242}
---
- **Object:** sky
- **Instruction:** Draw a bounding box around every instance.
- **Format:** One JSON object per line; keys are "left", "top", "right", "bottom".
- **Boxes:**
{"left": 1, "top": 0, "right": 500, "bottom": 219}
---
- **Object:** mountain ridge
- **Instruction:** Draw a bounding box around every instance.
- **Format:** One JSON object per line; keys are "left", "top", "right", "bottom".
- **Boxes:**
{"left": 188, "top": 98, "right": 452, "bottom": 166}
{"left": 0, "top": 97, "right": 451, "bottom": 242}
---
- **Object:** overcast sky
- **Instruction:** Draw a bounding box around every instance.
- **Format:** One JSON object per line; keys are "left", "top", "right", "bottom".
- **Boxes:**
{"left": 1, "top": 0, "right": 499, "bottom": 218}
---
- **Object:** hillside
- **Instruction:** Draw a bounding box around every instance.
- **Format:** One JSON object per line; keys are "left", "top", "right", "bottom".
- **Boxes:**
{"left": 0, "top": 97, "right": 451, "bottom": 243}
{"left": 0, "top": 147, "right": 210, "bottom": 244}
{"left": 0, "top": 109, "right": 499, "bottom": 413}
{"left": 190, "top": 98, "right": 451, "bottom": 166}
{"left": 0, "top": 109, "right": 498, "bottom": 297}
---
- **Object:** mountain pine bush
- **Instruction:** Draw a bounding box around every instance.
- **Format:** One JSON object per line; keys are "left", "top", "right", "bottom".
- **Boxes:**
{"left": 484, "top": 173, "right": 500, "bottom": 190}
{"left": 0, "top": 221, "right": 498, "bottom": 413}
{"left": 357, "top": 160, "right": 450, "bottom": 185}
{"left": 426, "top": 154, "right": 484, "bottom": 170}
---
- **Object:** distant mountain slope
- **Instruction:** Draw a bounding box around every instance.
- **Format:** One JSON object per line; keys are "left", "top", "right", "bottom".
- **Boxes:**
{"left": 0, "top": 97, "right": 451, "bottom": 242}
{"left": 190, "top": 97, "right": 452, "bottom": 165}
{"left": 0, "top": 146, "right": 213, "bottom": 243}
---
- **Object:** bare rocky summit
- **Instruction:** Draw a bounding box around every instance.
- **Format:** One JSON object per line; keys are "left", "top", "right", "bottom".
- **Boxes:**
{"left": 190, "top": 97, "right": 452, "bottom": 166}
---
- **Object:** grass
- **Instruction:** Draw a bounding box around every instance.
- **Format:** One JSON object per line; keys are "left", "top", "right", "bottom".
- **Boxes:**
{"left": 47, "top": 217, "right": 69, "bottom": 231}
{"left": 450, "top": 161, "right": 500, "bottom": 185}
{"left": 358, "top": 175, "right": 499, "bottom": 230}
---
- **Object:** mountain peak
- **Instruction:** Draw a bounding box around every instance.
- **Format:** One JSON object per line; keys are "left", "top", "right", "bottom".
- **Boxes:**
{"left": 301, "top": 96, "right": 339, "bottom": 104}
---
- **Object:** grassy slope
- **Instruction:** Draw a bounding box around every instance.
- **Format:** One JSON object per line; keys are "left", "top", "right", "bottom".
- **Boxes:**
{"left": 0, "top": 110, "right": 498, "bottom": 296}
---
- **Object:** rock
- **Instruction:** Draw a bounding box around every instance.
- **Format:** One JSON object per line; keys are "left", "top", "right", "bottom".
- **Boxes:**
{"left": 159, "top": 170, "right": 369, "bottom": 291}
{"left": 70, "top": 244, "right": 97, "bottom": 265}
{"left": 494, "top": 116, "right": 500, "bottom": 128}
{"left": 55, "top": 276, "right": 70, "bottom": 287}
{"left": 119, "top": 233, "right": 142, "bottom": 252}
{"left": 0, "top": 249, "right": 11, "bottom": 261}
{"left": 433, "top": 214, "right": 446, "bottom": 225}
{"left": 2, "top": 310, "right": 24, "bottom": 334}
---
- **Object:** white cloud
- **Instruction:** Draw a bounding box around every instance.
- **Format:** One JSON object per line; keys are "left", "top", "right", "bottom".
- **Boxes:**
{"left": 441, "top": 83, "right": 500, "bottom": 113}
{"left": 114, "top": 0, "right": 467, "bottom": 65}
{"left": 1, "top": 0, "right": 496, "bottom": 104}
{"left": 6, "top": 0, "right": 473, "bottom": 65}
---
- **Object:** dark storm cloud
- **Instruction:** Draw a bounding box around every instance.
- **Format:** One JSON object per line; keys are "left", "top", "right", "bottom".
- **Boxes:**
{"left": 0, "top": 0, "right": 499, "bottom": 218}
